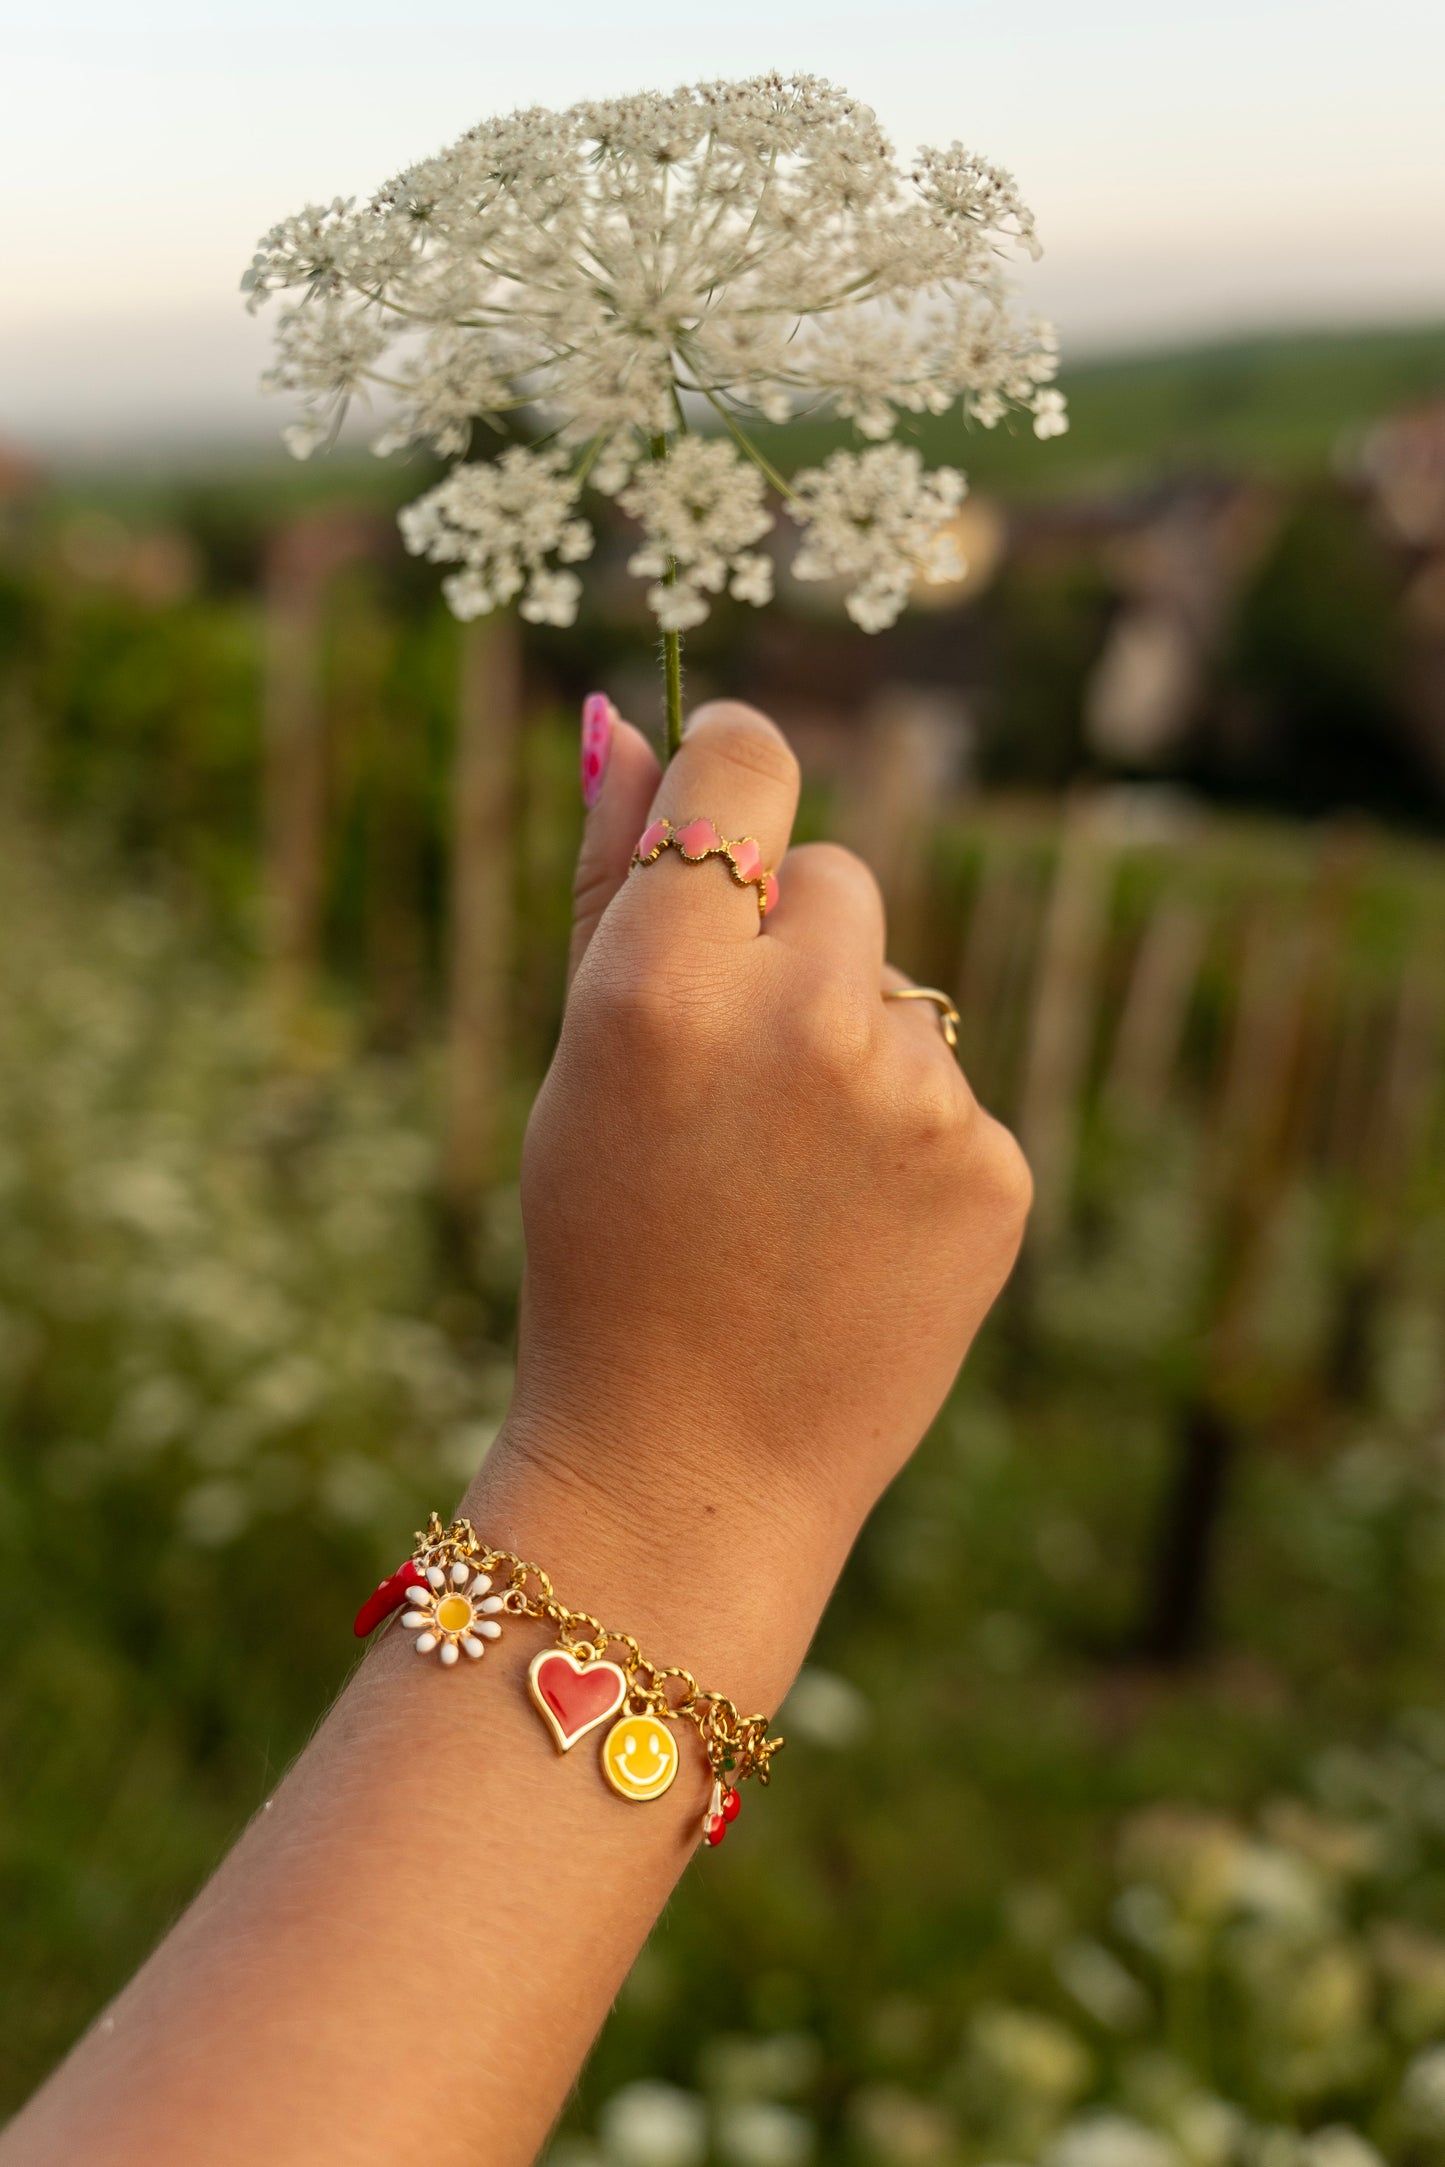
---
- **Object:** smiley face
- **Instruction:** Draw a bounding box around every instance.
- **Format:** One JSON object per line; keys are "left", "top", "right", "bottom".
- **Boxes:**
{"left": 601, "top": 1714, "right": 681, "bottom": 1802}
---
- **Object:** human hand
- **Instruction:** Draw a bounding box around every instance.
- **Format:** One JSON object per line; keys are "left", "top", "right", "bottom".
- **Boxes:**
{"left": 494, "top": 697, "right": 1031, "bottom": 1593}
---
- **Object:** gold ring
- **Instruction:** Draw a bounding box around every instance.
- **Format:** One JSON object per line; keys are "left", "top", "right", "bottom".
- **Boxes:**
{"left": 884, "top": 987, "right": 960, "bottom": 1050}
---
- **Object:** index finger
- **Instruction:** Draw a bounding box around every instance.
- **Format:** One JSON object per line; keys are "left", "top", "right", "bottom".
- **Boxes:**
{"left": 622, "top": 700, "right": 800, "bottom": 942}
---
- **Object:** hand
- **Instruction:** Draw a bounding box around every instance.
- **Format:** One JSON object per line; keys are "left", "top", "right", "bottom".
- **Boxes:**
{"left": 491, "top": 699, "right": 1031, "bottom": 1618}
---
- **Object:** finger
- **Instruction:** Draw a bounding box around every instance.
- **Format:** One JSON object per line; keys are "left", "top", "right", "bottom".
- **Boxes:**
{"left": 625, "top": 700, "right": 800, "bottom": 942}
{"left": 768, "top": 842, "right": 887, "bottom": 985}
{"left": 569, "top": 696, "right": 662, "bottom": 989}
{"left": 881, "top": 964, "right": 970, "bottom": 1076}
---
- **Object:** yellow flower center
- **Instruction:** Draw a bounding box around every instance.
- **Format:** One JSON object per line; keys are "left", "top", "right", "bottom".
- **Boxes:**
{"left": 436, "top": 1594, "right": 473, "bottom": 1634}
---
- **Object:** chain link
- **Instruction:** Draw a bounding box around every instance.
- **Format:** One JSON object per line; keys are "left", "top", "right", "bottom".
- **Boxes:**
{"left": 415, "top": 1513, "right": 783, "bottom": 1786}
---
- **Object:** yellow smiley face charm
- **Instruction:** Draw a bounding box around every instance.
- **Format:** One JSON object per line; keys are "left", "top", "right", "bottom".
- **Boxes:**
{"left": 601, "top": 1714, "right": 681, "bottom": 1803}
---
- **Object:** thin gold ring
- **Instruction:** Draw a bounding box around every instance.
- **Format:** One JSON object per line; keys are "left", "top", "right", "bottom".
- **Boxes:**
{"left": 884, "top": 987, "right": 960, "bottom": 1050}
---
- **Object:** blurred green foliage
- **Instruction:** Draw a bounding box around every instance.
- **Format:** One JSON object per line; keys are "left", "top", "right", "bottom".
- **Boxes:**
{"left": 2, "top": 323, "right": 1445, "bottom": 2155}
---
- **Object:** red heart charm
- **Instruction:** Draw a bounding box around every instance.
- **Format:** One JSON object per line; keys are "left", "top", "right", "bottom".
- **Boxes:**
{"left": 674, "top": 817, "right": 723, "bottom": 859}
{"left": 528, "top": 1649, "right": 629, "bottom": 1753}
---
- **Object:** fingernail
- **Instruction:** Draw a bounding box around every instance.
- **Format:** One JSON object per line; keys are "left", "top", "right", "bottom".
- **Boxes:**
{"left": 581, "top": 693, "right": 613, "bottom": 809}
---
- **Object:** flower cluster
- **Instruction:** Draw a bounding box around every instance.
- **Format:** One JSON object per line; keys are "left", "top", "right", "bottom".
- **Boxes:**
{"left": 244, "top": 75, "right": 1065, "bottom": 637}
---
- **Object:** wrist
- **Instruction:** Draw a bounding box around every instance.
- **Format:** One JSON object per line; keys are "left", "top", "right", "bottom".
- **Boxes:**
{"left": 458, "top": 1405, "right": 861, "bottom": 1717}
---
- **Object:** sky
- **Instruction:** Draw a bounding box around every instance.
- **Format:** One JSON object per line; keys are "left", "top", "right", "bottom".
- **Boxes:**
{"left": 2, "top": 0, "right": 1443, "bottom": 454}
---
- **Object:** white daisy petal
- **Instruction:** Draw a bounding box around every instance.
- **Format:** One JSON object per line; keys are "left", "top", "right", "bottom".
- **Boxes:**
{"left": 400, "top": 1611, "right": 429, "bottom": 1629}
{"left": 478, "top": 1619, "right": 503, "bottom": 1640}
{"left": 414, "top": 1632, "right": 438, "bottom": 1653}
{"left": 426, "top": 1565, "right": 445, "bottom": 1590}
{"left": 461, "top": 1636, "right": 485, "bottom": 1659}
{"left": 450, "top": 1561, "right": 469, "bottom": 1585}
{"left": 479, "top": 1595, "right": 506, "bottom": 1615}
{"left": 405, "top": 1584, "right": 431, "bottom": 1606}
{"left": 469, "top": 1572, "right": 493, "bottom": 1597}
{"left": 439, "top": 1641, "right": 460, "bottom": 1666}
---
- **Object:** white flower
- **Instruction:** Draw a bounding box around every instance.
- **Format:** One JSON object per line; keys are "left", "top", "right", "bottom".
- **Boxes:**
{"left": 1044, "top": 2113, "right": 1182, "bottom": 2167}
{"left": 788, "top": 446, "right": 966, "bottom": 631}
{"left": 716, "top": 2101, "right": 815, "bottom": 2167}
{"left": 778, "top": 1668, "right": 872, "bottom": 1749}
{"left": 619, "top": 438, "right": 773, "bottom": 629}
{"left": 1401, "top": 2044, "right": 1445, "bottom": 2134}
{"left": 399, "top": 446, "right": 594, "bottom": 628}
{"left": 1033, "top": 388, "right": 1070, "bottom": 439}
{"left": 245, "top": 76, "right": 1062, "bottom": 633}
{"left": 401, "top": 1560, "right": 505, "bottom": 1664}
{"left": 598, "top": 2082, "right": 707, "bottom": 2167}
{"left": 1297, "top": 2131, "right": 1385, "bottom": 2167}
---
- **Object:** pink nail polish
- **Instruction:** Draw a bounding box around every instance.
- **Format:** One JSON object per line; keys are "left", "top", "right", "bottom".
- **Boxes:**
{"left": 581, "top": 693, "right": 613, "bottom": 809}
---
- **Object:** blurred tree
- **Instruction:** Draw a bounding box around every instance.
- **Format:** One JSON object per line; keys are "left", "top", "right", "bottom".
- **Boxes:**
{"left": 978, "top": 551, "right": 1110, "bottom": 789}
{"left": 1215, "top": 486, "right": 1440, "bottom": 827}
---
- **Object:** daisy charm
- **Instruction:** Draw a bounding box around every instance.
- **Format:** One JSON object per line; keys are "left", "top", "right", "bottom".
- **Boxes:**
{"left": 400, "top": 1561, "right": 506, "bottom": 1666}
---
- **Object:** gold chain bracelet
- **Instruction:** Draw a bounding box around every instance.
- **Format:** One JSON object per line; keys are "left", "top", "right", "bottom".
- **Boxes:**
{"left": 354, "top": 1512, "right": 783, "bottom": 1849}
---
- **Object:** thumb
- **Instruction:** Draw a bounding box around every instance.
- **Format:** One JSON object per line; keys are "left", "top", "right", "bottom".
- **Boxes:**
{"left": 568, "top": 693, "right": 662, "bottom": 991}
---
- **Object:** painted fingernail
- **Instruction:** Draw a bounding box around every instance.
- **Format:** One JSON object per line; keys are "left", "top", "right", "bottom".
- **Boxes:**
{"left": 581, "top": 693, "right": 613, "bottom": 809}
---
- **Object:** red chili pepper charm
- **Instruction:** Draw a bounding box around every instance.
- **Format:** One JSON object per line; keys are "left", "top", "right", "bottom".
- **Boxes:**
{"left": 353, "top": 1559, "right": 428, "bottom": 1639}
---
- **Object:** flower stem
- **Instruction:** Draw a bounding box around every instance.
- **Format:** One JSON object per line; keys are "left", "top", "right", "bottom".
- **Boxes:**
{"left": 661, "top": 619, "right": 684, "bottom": 760}
{"left": 650, "top": 433, "right": 684, "bottom": 759}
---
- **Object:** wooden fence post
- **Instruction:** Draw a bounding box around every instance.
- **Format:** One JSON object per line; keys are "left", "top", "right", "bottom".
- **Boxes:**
{"left": 1015, "top": 803, "right": 1115, "bottom": 1255}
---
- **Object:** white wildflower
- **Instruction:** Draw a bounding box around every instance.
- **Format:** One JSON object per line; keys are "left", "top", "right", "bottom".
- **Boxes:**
{"left": 778, "top": 1666, "right": 872, "bottom": 1749}
{"left": 1033, "top": 388, "right": 1071, "bottom": 439}
{"left": 1044, "top": 2113, "right": 1183, "bottom": 2167}
{"left": 398, "top": 446, "right": 594, "bottom": 627}
{"left": 1297, "top": 2131, "right": 1385, "bottom": 2167}
{"left": 1400, "top": 2044, "right": 1445, "bottom": 2134}
{"left": 372, "top": 326, "right": 521, "bottom": 458}
{"left": 789, "top": 446, "right": 966, "bottom": 631}
{"left": 620, "top": 438, "right": 773, "bottom": 628}
{"left": 598, "top": 2082, "right": 707, "bottom": 2167}
{"left": 263, "top": 297, "right": 390, "bottom": 405}
{"left": 715, "top": 2101, "right": 815, "bottom": 2167}
{"left": 245, "top": 75, "right": 1063, "bottom": 646}
{"left": 1054, "top": 1938, "right": 1150, "bottom": 2030}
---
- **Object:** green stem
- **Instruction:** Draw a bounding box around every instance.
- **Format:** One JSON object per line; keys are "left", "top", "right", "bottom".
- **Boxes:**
{"left": 661, "top": 619, "right": 683, "bottom": 761}
{"left": 650, "top": 433, "right": 684, "bottom": 760}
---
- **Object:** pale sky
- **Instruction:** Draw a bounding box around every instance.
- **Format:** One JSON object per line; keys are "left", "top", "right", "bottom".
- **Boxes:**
{"left": 2, "top": 0, "right": 1443, "bottom": 453}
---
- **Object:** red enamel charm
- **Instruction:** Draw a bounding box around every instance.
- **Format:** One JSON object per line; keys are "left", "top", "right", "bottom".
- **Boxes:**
{"left": 722, "top": 1786, "right": 741, "bottom": 1822}
{"left": 353, "top": 1559, "right": 428, "bottom": 1639}
{"left": 527, "top": 1648, "right": 629, "bottom": 1753}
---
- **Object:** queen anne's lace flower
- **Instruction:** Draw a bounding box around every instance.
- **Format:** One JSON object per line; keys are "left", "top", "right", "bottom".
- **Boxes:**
{"left": 620, "top": 440, "right": 774, "bottom": 630}
{"left": 245, "top": 75, "right": 1064, "bottom": 636}
{"left": 398, "top": 447, "right": 593, "bottom": 625}
{"left": 789, "top": 447, "right": 967, "bottom": 631}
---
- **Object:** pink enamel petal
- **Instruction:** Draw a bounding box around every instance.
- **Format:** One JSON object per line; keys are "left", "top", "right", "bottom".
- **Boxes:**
{"left": 674, "top": 817, "right": 723, "bottom": 859}
{"left": 760, "top": 873, "right": 780, "bottom": 917}
{"left": 728, "top": 836, "right": 763, "bottom": 884}
{"left": 636, "top": 819, "right": 671, "bottom": 860}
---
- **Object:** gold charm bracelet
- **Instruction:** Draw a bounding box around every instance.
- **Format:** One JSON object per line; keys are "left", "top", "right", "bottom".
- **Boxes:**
{"left": 354, "top": 1512, "right": 783, "bottom": 1848}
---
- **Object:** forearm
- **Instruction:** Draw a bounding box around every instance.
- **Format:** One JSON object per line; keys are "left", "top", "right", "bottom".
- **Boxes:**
{"left": 2, "top": 1422, "right": 857, "bottom": 2167}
